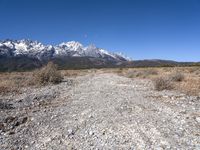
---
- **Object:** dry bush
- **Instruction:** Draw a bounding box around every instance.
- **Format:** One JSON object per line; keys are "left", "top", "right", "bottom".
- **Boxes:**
{"left": 152, "top": 77, "right": 173, "bottom": 91}
{"left": 33, "top": 62, "right": 63, "bottom": 85}
{"left": 169, "top": 72, "right": 185, "bottom": 82}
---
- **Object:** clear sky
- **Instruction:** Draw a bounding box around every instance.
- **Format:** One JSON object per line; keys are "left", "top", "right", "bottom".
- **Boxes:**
{"left": 0, "top": 0, "right": 200, "bottom": 61}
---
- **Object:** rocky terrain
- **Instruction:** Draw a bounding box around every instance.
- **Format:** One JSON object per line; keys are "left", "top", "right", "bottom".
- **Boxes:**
{"left": 0, "top": 72, "right": 200, "bottom": 149}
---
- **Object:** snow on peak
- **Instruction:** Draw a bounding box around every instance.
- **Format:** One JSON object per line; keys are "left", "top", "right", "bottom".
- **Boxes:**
{"left": 85, "top": 44, "right": 97, "bottom": 49}
{"left": 15, "top": 42, "right": 28, "bottom": 51}
{"left": 0, "top": 39, "right": 129, "bottom": 61}
{"left": 99, "top": 49, "right": 116, "bottom": 58}
{"left": 59, "top": 41, "right": 83, "bottom": 51}
{"left": 3, "top": 41, "right": 14, "bottom": 49}
{"left": 115, "top": 52, "right": 132, "bottom": 61}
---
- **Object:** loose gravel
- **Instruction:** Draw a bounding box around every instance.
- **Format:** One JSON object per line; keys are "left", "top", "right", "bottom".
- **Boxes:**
{"left": 0, "top": 73, "right": 200, "bottom": 149}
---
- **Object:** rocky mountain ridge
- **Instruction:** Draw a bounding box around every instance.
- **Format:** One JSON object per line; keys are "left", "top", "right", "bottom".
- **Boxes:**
{"left": 0, "top": 39, "right": 128, "bottom": 62}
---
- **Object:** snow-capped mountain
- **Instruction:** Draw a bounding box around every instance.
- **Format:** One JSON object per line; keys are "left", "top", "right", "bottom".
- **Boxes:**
{"left": 0, "top": 39, "right": 129, "bottom": 62}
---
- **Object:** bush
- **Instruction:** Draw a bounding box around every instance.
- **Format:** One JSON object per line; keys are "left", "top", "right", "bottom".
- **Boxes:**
{"left": 34, "top": 62, "right": 63, "bottom": 85}
{"left": 169, "top": 72, "right": 184, "bottom": 82}
{"left": 153, "top": 77, "right": 173, "bottom": 91}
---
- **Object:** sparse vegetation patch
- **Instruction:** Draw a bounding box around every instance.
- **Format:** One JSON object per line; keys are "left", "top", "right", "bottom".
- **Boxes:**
{"left": 123, "top": 69, "right": 158, "bottom": 79}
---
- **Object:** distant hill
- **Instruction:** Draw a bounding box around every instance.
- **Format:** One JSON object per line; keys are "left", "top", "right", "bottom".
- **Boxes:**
{"left": 124, "top": 59, "right": 200, "bottom": 68}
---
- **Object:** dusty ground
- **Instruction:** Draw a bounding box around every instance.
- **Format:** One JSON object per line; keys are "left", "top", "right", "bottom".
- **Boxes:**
{"left": 0, "top": 72, "right": 200, "bottom": 149}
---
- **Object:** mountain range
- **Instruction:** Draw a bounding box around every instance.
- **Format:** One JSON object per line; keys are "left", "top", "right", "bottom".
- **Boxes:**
{"left": 0, "top": 39, "right": 129, "bottom": 71}
{"left": 0, "top": 39, "right": 199, "bottom": 71}
{"left": 0, "top": 39, "right": 129, "bottom": 61}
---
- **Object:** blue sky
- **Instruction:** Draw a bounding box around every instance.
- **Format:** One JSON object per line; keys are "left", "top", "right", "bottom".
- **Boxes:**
{"left": 0, "top": 0, "right": 200, "bottom": 61}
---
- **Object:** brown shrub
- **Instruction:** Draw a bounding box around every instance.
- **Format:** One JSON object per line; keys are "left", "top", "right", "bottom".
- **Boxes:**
{"left": 33, "top": 62, "right": 63, "bottom": 85}
{"left": 153, "top": 77, "right": 173, "bottom": 91}
{"left": 169, "top": 72, "right": 185, "bottom": 82}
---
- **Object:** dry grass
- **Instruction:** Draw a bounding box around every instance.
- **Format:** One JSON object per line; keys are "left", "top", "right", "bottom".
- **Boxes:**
{"left": 0, "top": 62, "right": 62, "bottom": 95}
{"left": 0, "top": 80, "right": 19, "bottom": 95}
{"left": 0, "top": 66, "right": 199, "bottom": 96}
{"left": 0, "top": 72, "right": 33, "bottom": 95}
{"left": 121, "top": 68, "right": 158, "bottom": 79}
{"left": 116, "top": 67, "right": 200, "bottom": 95}
{"left": 179, "top": 78, "right": 200, "bottom": 96}
{"left": 0, "top": 65, "right": 91, "bottom": 95}
{"left": 61, "top": 69, "right": 93, "bottom": 77}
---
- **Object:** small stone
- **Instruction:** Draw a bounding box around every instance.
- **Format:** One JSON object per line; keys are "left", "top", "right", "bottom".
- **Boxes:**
{"left": 30, "top": 117, "right": 34, "bottom": 121}
{"left": 30, "top": 141, "right": 35, "bottom": 145}
{"left": 89, "top": 114, "right": 93, "bottom": 118}
{"left": 0, "top": 123, "right": 5, "bottom": 131}
{"left": 68, "top": 129, "right": 74, "bottom": 136}
{"left": 195, "top": 117, "right": 200, "bottom": 123}
{"left": 4, "top": 131, "right": 15, "bottom": 135}
{"left": 89, "top": 131, "right": 94, "bottom": 135}
{"left": 58, "top": 139, "right": 62, "bottom": 144}
{"left": 22, "top": 117, "right": 28, "bottom": 124}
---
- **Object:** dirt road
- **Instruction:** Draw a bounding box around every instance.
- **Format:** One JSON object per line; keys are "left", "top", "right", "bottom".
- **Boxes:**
{"left": 0, "top": 73, "right": 200, "bottom": 149}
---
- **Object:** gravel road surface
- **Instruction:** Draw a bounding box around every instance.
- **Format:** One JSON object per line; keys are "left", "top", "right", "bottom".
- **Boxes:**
{"left": 0, "top": 73, "right": 200, "bottom": 149}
